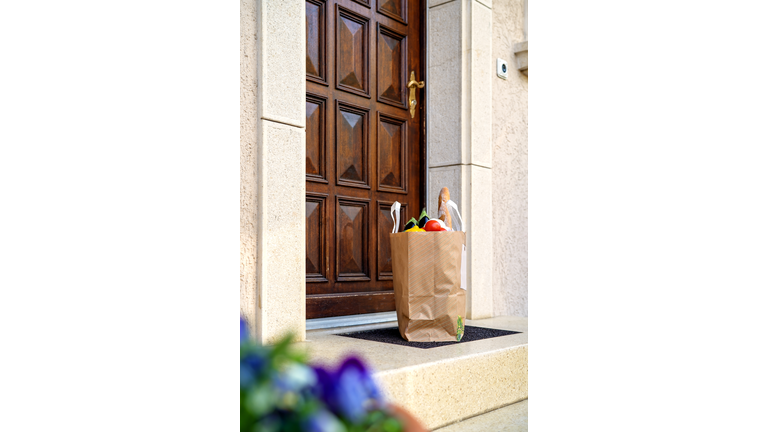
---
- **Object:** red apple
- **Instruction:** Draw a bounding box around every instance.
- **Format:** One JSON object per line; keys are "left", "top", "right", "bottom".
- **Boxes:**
{"left": 424, "top": 220, "right": 446, "bottom": 232}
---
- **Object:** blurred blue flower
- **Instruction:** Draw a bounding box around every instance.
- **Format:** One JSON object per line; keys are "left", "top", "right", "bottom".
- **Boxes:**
{"left": 240, "top": 363, "right": 255, "bottom": 388}
{"left": 241, "top": 351, "right": 267, "bottom": 388}
{"left": 302, "top": 409, "right": 346, "bottom": 432}
{"left": 274, "top": 363, "right": 317, "bottom": 393}
{"left": 272, "top": 363, "right": 318, "bottom": 409}
{"left": 313, "top": 356, "right": 383, "bottom": 422}
{"left": 240, "top": 317, "right": 249, "bottom": 343}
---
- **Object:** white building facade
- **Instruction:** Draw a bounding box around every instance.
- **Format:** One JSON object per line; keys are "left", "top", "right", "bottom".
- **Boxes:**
{"left": 241, "top": 0, "right": 527, "bottom": 343}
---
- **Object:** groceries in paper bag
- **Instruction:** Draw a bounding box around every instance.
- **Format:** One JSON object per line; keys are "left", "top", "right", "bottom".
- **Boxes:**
{"left": 389, "top": 188, "right": 468, "bottom": 342}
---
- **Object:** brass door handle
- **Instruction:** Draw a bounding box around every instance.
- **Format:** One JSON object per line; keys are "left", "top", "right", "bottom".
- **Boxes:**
{"left": 407, "top": 71, "right": 424, "bottom": 119}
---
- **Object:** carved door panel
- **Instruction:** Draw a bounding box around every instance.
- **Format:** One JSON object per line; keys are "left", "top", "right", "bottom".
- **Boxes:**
{"left": 305, "top": 0, "right": 424, "bottom": 319}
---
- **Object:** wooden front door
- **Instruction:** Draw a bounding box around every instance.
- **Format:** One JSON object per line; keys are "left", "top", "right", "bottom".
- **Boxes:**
{"left": 305, "top": 0, "right": 424, "bottom": 319}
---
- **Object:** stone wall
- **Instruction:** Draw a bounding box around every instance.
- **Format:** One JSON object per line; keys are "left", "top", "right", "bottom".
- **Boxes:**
{"left": 492, "top": 0, "right": 528, "bottom": 317}
{"left": 240, "top": 0, "right": 258, "bottom": 337}
{"left": 241, "top": 0, "right": 306, "bottom": 343}
{"left": 426, "top": 0, "right": 494, "bottom": 320}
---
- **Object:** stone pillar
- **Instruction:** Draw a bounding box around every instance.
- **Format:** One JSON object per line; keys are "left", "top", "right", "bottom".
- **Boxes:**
{"left": 427, "top": 0, "right": 493, "bottom": 319}
{"left": 241, "top": 0, "right": 306, "bottom": 344}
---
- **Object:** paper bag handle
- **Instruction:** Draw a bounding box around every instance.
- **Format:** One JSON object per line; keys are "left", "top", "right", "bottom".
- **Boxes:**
{"left": 390, "top": 201, "right": 401, "bottom": 233}
{"left": 445, "top": 200, "right": 465, "bottom": 232}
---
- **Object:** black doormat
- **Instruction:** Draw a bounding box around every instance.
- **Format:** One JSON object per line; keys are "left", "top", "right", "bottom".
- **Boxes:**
{"left": 337, "top": 326, "right": 521, "bottom": 349}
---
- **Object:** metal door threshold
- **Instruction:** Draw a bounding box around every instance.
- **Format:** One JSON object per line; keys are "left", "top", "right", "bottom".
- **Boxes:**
{"left": 306, "top": 311, "right": 397, "bottom": 330}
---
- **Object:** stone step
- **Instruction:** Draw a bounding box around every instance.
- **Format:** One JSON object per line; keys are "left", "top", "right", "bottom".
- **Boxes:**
{"left": 298, "top": 316, "right": 528, "bottom": 430}
{"left": 433, "top": 399, "right": 528, "bottom": 432}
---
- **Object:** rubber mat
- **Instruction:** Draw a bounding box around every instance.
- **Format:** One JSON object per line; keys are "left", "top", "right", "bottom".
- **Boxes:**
{"left": 337, "top": 325, "right": 521, "bottom": 349}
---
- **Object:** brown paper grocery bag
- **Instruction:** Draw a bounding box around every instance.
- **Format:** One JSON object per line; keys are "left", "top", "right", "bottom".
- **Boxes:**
{"left": 389, "top": 207, "right": 466, "bottom": 342}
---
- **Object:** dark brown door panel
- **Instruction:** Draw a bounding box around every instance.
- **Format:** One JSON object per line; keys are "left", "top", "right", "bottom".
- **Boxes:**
{"left": 305, "top": 0, "right": 424, "bottom": 319}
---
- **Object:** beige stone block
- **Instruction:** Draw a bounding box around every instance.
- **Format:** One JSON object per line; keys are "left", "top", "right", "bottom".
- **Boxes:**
{"left": 256, "top": 120, "right": 306, "bottom": 344}
{"left": 240, "top": 0, "right": 259, "bottom": 338}
{"left": 430, "top": 0, "right": 491, "bottom": 9}
{"left": 467, "top": 164, "right": 493, "bottom": 319}
{"left": 470, "top": 1, "right": 493, "bottom": 168}
{"left": 476, "top": 0, "right": 492, "bottom": 10}
{"left": 428, "top": 0, "right": 455, "bottom": 9}
{"left": 378, "top": 344, "right": 527, "bottom": 430}
{"left": 427, "top": 0, "right": 463, "bottom": 167}
{"left": 257, "top": 0, "right": 305, "bottom": 127}
{"left": 426, "top": 0, "right": 493, "bottom": 317}
{"left": 299, "top": 316, "right": 528, "bottom": 430}
{"left": 428, "top": 0, "right": 493, "bottom": 168}
{"left": 434, "top": 399, "right": 528, "bottom": 432}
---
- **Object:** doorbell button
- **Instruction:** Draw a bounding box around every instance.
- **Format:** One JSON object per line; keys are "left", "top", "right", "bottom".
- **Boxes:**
{"left": 496, "top": 58, "right": 508, "bottom": 79}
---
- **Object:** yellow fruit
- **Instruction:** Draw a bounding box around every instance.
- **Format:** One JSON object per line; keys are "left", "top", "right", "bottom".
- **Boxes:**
{"left": 404, "top": 226, "right": 425, "bottom": 232}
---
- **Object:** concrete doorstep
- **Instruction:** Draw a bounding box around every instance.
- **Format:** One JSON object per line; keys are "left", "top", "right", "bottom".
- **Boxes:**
{"left": 296, "top": 316, "right": 528, "bottom": 430}
{"left": 433, "top": 399, "right": 528, "bottom": 432}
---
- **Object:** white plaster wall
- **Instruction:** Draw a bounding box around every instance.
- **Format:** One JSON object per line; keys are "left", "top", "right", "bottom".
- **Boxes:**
{"left": 240, "top": 0, "right": 258, "bottom": 337}
{"left": 492, "top": 0, "right": 528, "bottom": 317}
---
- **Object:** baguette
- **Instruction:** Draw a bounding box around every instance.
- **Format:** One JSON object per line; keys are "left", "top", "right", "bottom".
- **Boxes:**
{"left": 437, "top": 187, "right": 452, "bottom": 229}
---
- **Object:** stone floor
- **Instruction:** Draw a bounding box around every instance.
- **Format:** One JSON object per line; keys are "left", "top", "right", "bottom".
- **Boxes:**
{"left": 432, "top": 399, "right": 528, "bottom": 432}
{"left": 299, "top": 316, "right": 528, "bottom": 375}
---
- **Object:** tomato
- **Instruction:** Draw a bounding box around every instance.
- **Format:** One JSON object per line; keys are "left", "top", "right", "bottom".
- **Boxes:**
{"left": 424, "top": 220, "right": 446, "bottom": 232}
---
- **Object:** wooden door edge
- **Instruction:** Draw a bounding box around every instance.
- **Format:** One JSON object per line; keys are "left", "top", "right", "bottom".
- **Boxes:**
{"left": 419, "top": 0, "right": 428, "bottom": 213}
